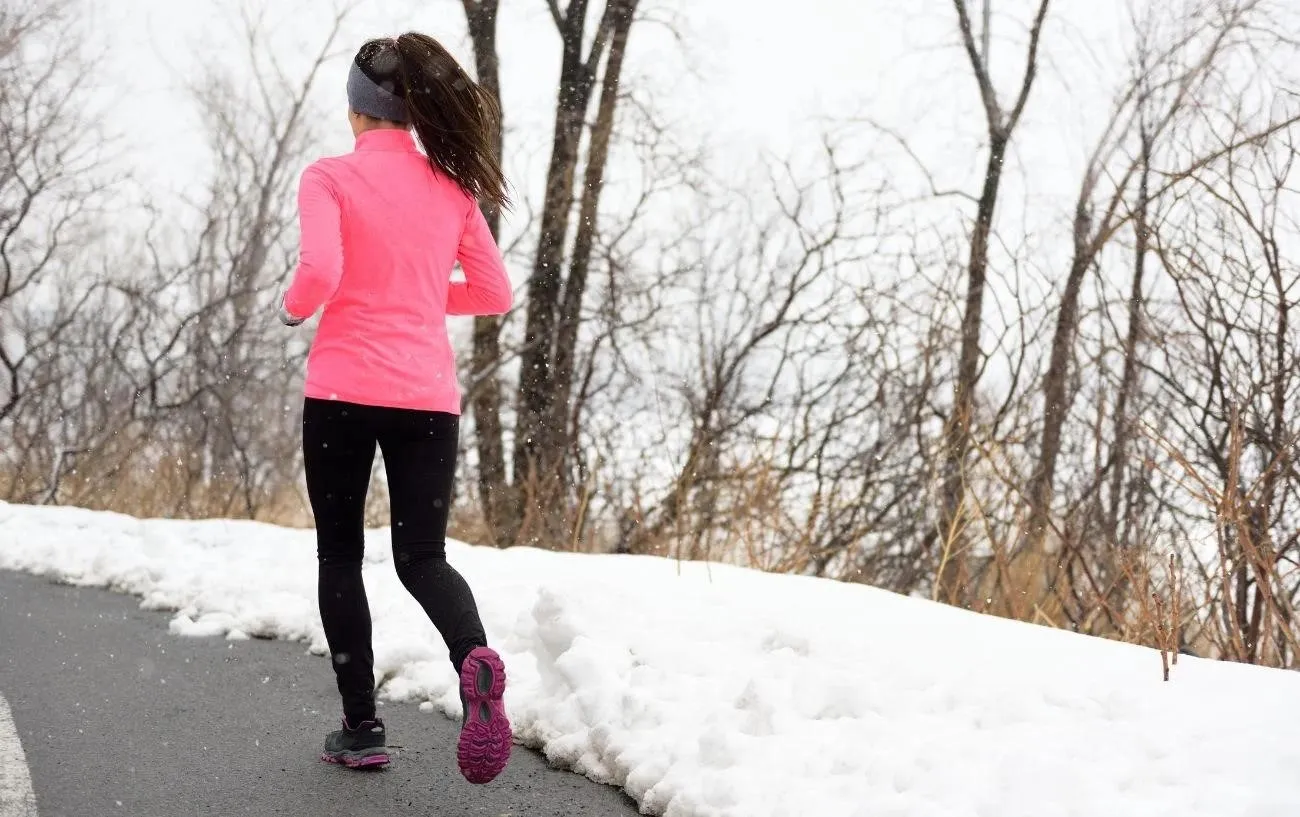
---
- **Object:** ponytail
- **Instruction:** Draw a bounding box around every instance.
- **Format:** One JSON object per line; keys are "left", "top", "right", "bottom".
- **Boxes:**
{"left": 385, "top": 33, "right": 509, "bottom": 210}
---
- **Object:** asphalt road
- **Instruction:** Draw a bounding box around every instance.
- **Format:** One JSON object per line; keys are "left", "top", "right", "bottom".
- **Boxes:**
{"left": 0, "top": 569, "right": 640, "bottom": 817}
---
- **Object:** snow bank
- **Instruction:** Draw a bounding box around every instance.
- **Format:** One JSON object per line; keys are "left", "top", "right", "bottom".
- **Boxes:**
{"left": 1, "top": 501, "right": 1298, "bottom": 816}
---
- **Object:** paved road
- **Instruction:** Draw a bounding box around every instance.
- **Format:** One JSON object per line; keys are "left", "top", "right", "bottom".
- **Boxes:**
{"left": 0, "top": 569, "right": 639, "bottom": 817}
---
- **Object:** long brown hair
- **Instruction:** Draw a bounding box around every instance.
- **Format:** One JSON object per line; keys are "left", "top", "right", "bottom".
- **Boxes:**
{"left": 356, "top": 34, "right": 509, "bottom": 210}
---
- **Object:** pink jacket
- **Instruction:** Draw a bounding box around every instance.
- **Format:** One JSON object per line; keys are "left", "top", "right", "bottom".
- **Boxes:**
{"left": 283, "top": 128, "right": 512, "bottom": 414}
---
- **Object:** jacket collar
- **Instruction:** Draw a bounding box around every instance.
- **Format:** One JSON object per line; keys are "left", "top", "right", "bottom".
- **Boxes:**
{"left": 354, "top": 128, "right": 418, "bottom": 153}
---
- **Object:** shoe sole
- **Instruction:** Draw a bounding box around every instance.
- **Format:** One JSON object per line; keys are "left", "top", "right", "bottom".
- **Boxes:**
{"left": 457, "top": 646, "right": 511, "bottom": 784}
{"left": 320, "top": 749, "right": 390, "bottom": 770}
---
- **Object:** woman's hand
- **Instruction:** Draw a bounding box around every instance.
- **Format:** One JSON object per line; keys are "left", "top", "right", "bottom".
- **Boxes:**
{"left": 278, "top": 294, "right": 306, "bottom": 327}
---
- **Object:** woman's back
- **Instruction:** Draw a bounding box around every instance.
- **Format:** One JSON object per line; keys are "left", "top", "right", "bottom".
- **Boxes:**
{"left": 284, "top": 127, "right": 511, "bottom": 414}
{"left": 286, "top": 32, "right": 514, "bottom": 787}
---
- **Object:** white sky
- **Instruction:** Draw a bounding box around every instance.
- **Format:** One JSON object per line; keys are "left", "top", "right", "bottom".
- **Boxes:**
{"left": 84, "top": 0, "right": 1132, "bottom": 215}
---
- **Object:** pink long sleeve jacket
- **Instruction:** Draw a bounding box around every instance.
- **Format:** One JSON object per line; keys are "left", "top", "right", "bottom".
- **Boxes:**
{"left": 283, "top": 128, "right": 512, "bottom": 414}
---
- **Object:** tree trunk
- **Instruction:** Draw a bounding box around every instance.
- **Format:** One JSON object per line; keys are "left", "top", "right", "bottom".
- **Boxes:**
{"left": 935, "top": 0, "right": 1050, "bottom": 605}
{"left": 1105, "top": 128, "right": 1151, "bottom": 547}
{"left": 513, "top": 0, "right": 610, "bottom": 544}
{"left": 460, "top": 0, "right": 513, "bottom": 544}
{"left": 549, "top": 0, "right": 638, "bottom": 472}
{"left": 461, "top": 0, "right": 504, "bottom": 239}
{"left": 937, "top": 131, "right": 1007, "bottom": 602}
{"left": 1019, "top": 207, "right": 1091, "bottom": 598}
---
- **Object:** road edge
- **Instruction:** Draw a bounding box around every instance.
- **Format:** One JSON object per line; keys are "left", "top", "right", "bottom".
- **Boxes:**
{"left": 0, "top": 691, "right": 38, "bottom": 817}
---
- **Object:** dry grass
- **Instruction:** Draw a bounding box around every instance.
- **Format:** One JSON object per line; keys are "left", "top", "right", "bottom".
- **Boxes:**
{"left": 8, "top": 415, "right": 1297, "bottom": 678}
{"left": 3, "top": 459, "right": 310, "bottom": 526}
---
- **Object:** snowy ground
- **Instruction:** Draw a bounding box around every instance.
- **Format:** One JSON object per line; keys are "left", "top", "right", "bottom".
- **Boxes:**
{"left": 1, "top": 501, "right": 1298, "bottom": 817}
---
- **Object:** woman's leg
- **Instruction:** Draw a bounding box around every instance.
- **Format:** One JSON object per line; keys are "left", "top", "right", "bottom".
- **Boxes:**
{"left": 374, "top": 408, "right": 487, "bottom": 671}
{"left": 302, "top": 398, "right": 379, "bottom": 725}
{"left": 376, "top": 407, "right": 509, "bottom": 783}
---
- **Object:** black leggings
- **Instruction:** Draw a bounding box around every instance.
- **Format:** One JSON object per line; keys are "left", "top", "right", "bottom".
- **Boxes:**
{"left": 302, "top": 397, "right": 487, "bottom": 724}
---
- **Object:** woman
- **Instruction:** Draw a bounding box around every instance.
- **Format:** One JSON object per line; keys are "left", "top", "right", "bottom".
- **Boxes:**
{"left": 278, "top": 33, "right": 513, "bottom": 784}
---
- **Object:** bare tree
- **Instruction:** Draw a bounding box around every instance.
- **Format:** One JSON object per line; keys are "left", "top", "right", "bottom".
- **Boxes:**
{"left": 935, "top": 0, "right": 1052, "bottom": 602}
{"left": 0, "top": 0, "right": 105, "bottom": 428}
{"left": 457, "top": 0, "right": 644, "bottom": 546}
{"left": 609, "top": 134, "right": 906, "bottom": 568}
{"left": 1011, "top": 0, "right": 1300, "bottom": 616}
{"left": 547, "top": 0, "right": 639, "bottom": 491}
{"left": 1145, "top": 99, "right": 1300, "bottom": 665}
{"left": 509, "top": 0, "right": 638, "bottom": 544}
{"left": 0, "top": 0, "right": 120, "bottom": 505}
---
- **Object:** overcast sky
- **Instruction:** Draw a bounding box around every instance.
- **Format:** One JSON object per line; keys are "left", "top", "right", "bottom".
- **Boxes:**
{"left": 82, "top": 0, "right": 1131, "bottom": 205}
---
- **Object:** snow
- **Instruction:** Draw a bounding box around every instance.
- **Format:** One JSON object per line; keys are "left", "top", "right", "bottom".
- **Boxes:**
{"left": 2, "top": 502, "right": 1298, "bottom": 816}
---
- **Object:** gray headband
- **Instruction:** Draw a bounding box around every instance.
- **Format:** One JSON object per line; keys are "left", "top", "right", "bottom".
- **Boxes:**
{"left": 347, "top": 61, "right": 409, "bottom": 123}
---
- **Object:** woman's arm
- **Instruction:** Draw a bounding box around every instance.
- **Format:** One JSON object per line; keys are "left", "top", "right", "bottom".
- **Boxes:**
{"left": 447, "top": 202, "right": 513, "bottom": 316}
{"left": 281, "top": 164, "right": 343, "bottom": 322}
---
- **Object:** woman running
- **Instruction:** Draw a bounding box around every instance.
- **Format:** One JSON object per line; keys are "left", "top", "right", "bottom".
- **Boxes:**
{"left": 278, "top": 33, "right": 513, "bottom": 784}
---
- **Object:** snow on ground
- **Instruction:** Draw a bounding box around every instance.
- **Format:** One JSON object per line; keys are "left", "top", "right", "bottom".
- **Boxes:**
{"left": 1, "top": 501, "right": 1298, "bottom": 817}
